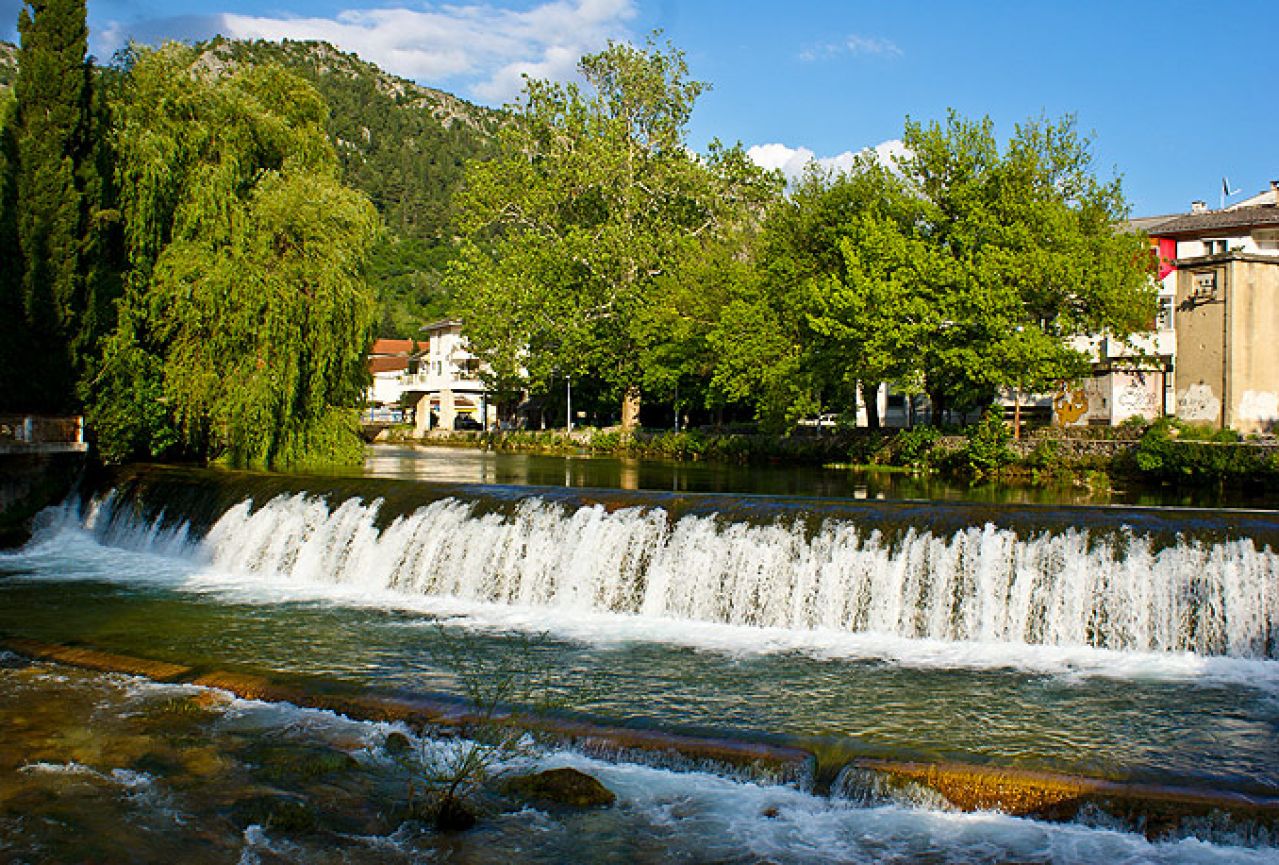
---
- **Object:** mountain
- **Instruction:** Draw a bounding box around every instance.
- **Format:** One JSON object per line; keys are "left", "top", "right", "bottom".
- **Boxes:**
{"left": 2, "top": 36, "right": 501, "bottom": 336}
{"left": 0, "top": 41, "right": 15, "bottom": 90}
{"left": 191, "top": 38, "right": 503, "bottom": 336}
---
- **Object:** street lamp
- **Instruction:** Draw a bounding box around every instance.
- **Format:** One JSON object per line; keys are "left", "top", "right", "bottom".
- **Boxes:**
{"left": 566, "top": 374, "right": 573, "bottom": 433}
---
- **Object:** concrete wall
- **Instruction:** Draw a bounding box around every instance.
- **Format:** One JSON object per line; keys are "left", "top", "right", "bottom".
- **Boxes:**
{"left": 1226, "top": 258, "right": 1279, "bottom": 432}
{"left": 1173, "top": 256, "right": 1279, "bottom": 433}
{"left": 1052, "top": 369, "right": 1163, "bottom": 427}
{"left": 0, "top": 452, "right": 86, "bottom": 547}
{"left": 1174, "top": 262, "right": 1228, "bottom": 425}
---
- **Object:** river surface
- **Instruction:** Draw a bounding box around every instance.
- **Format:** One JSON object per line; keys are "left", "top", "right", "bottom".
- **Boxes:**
{"left": 0, "top": 450, "right": 1277, "bottom": 863}
{"left": 354, "top": 443, "right": 1279, "bottom": 508}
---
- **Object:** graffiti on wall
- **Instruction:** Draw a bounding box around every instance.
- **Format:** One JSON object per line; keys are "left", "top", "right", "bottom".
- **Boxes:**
{"left": 1177, "top": 383, "right": 1221, "bottom": 423}
{"left": 1114, "top": 374, "right": 1158, "bottom": 423}
{"left": 1239, "top": 390, "right": 1279, "bottom": 428}
{"left": 1053, "top": 388, "right": 1089, "bottom": 425}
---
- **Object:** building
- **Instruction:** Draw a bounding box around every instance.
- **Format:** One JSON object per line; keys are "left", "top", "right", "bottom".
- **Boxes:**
{"left": 1145, "top": 183, "right": 1279, "bottom": 433}
{"left": 399, "top": 319, "right": 497, "bottom": 434}
{"left": 365, "top": 338, "right": 415, "bottom": 421}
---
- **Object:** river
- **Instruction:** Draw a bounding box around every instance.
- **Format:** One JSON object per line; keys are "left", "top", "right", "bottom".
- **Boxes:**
{"left": 0, "top": 446, "right": 1276, "bottom": 863}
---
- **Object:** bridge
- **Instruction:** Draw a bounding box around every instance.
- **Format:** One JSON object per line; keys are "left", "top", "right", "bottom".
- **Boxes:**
{"left": 0, "top": 416, "right": 87, "bottom": 454}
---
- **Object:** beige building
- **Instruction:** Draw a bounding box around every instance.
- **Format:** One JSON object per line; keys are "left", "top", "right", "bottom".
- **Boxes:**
{"left": 1147, "top": 187, "right": 1279, "bottom": 433}
{"left": 400, "top": 319, "right": 497, "bottom": 434}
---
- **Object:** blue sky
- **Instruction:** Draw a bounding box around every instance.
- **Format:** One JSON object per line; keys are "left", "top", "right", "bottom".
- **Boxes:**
{"left": 3, "top": 0, "right": 1275, "bottom": 215}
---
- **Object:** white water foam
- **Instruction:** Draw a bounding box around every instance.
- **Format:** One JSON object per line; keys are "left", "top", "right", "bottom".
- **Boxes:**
{"left": 193, "top": 492, "right": 1279, "bottom": 658}
{"left": 6, "top": 490, "right": 1279, "bottom": 686}
{"left": 163, "top": 688, "right": 1279, "bottom": 864}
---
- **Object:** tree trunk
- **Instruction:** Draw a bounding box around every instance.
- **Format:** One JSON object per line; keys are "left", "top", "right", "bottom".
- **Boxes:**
{"left": 863, "top": 383, "right": 881, "bottom": 430}
{"left": 621, "top": 386, "right": 641, "bottom": 431}
{"left": 929, "top": 390, "right": 947, "bottom": 428}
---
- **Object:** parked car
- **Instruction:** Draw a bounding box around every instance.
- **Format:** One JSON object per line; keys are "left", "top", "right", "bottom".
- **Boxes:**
{"left": 453, "top": 414, "right": 483, "bottom": 431}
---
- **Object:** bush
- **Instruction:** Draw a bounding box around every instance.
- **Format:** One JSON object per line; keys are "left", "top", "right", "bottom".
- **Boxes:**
{"left": 846, "top": 431, "right": 887, "bottom": 465}
{"left": 891, "top": 426, "right": 941, "bottom": 468}
{"left": 961, "top": 408, "right": 1014, "bottom": 474}
{"left": 1134, "top": 417, "right": 1273, "bottom": 483}
{"left": 1025, "top": 438, "right": 1063, "bottom": 470}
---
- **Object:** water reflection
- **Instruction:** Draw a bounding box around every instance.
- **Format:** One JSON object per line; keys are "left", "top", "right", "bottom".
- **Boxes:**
{"left": 355, "top": 444, "right": 1272, "bottom": 509}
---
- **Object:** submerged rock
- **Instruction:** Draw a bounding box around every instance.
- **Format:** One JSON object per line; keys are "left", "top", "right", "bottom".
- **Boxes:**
{"left": 241, "top": 743, "right": 359, "bottom": 783}
{"left": 429, "top": 796, "right": 478, "bottom": 831}
{"left": 231, "top": 794, "right": 320, "bottom": 833}
{"left": 384, "top": 731, "right": 413, "bottom": 757}
{"left": 504, "top": 767, "right": 616, "bottom": 808}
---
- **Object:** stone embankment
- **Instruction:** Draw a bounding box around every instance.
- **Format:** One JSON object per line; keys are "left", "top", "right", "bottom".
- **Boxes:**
{"left": 0, "top": 415, "right": 89, "bottom": 547}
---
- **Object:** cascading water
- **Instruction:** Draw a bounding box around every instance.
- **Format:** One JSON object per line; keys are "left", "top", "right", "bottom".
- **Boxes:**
{"left": 6, "top": 464, "right": 1279, "bottom": 862}
{"left": 84, "top": 485, "right": 1279, "bottom": 659}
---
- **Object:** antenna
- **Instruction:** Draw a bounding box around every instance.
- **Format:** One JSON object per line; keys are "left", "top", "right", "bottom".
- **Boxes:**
{"left": 1221, "top": 176, "right": 1243, "bottom": 209}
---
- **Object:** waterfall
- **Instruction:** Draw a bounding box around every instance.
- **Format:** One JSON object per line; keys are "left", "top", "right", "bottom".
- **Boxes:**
{"left": 155, "top": 491, "right": 1279, "bottom": 659}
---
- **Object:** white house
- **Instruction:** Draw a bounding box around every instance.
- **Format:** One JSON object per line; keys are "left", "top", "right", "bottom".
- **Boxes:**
{"left": 400, "top": 319, "right": 498, "bottom": 433}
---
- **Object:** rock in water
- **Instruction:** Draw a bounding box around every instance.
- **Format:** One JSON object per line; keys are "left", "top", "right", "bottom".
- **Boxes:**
{"left": 505, "top": 767, "right": 616, "bottom": 808}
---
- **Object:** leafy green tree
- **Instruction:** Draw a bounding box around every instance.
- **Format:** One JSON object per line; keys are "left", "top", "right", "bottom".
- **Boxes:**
{"left": 453, "top": 36, "right": 771, "bottom": 428}
{"left": 706, "top": 157, "right": 917, "bottom": 432}
{"left": 88, "top": 45, "right": 379, "bottom": 468}
{"left": 186, "top": 37, "right": 501, "bottom": 337}
{"left": 819, "top": 112, "right": 1155, "bottom": 425}
{"left": 10, "top": 0, "right": 100, "bottom": 411}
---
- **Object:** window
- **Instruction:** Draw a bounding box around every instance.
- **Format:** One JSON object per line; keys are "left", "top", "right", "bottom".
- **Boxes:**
{"left": 1191, "top": 270, "right": 1218, "bottom": 302}
{"left": 1156, "top": 297, "right": 1174, "bottom": 331}
{"left": 1204, "top": 239, "right": 1228, "bottom": 256}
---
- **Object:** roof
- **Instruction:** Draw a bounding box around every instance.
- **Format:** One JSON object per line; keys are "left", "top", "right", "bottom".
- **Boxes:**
{"left": 1125, "top": 214, "right": 1180, "bottom": 234}
{"left": 421, "top": 318, "right": 464, "bottom": 333}
{"left": 368, "top": 356, "right": 409, "bottom": 374}
{"left": 370, "top": 338, "right": 415, "bottom": 356}
{"left": 1229, "top": 186, "right": 1278, "bottom": 210}
{"left": 1148, "top": 205, "right": 1279, "bottom": 237}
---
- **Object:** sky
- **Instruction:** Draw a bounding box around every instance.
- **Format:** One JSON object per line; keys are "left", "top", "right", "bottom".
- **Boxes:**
{"left": 2, "top": 0, "right": 1275, "bottom": 216}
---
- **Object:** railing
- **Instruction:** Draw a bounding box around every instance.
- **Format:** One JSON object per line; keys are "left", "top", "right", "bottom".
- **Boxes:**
{"left": 0, "top": 416, "right": 88, "bottom": 453}
{"left": 361, "top": 408, "right": 404, "bottom": 424}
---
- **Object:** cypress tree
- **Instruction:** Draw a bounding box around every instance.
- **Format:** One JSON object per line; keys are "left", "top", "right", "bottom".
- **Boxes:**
{"left": 12, "top": 0, "right": 96, "bottom": 412}
{"left": 0, "top": 88, "right": 33, "bottom": 411}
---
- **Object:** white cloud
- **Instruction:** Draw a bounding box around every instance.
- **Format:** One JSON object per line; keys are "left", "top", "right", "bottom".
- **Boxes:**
{"left": 747, "top": 139, "right": 907, "bottom": 183}
{"left": 799, "top": 33, "right": 901, "bottom": 62}
{"left": 213, "top": 0, "right": 635, "bottom": 103}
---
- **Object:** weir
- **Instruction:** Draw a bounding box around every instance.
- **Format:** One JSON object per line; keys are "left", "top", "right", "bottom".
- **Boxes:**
{"left": 79, "top": 466, "right": 1279, "bottom": 658}
{"left": 4, "top": 464, "right": 1279, "bottom": 860}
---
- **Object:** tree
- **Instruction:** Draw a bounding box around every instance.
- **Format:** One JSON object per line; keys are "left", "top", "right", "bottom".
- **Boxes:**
{"left": 9, "top": 0, "right": 101, "bottom": 411}
{"left": 452, "top": 36, "right": 772, "bottom": 429}
{"left": 0, "top": 87, "right": 32, "bottom": 410}
{"left": 745, "top": 158, "right": 920, "bottom": 430}
{"left": 88, "top": 45, "right": 379, "bottom": 467}
{"left": 818, "top": 112, "right": 1156, "bottom": 425}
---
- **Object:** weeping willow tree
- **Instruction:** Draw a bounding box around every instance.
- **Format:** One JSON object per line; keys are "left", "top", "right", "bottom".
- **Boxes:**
{"left": 88, "top": 44, "right": 379, "bottom": 468}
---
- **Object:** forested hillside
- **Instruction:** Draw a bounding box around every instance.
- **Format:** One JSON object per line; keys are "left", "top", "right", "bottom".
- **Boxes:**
{"left": 0, "top": 41, "right": 15, "bottom": 88}
{"left": 189, "top": 38, "right": 501, "bottom": 336}
{"left": 2, "top": 36, "right": 498, "bottom": 335}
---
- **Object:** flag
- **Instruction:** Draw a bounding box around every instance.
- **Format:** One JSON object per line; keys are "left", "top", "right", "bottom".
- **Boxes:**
{"left": 1223, "top": 177, "right": 1230, "bottom": 198}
